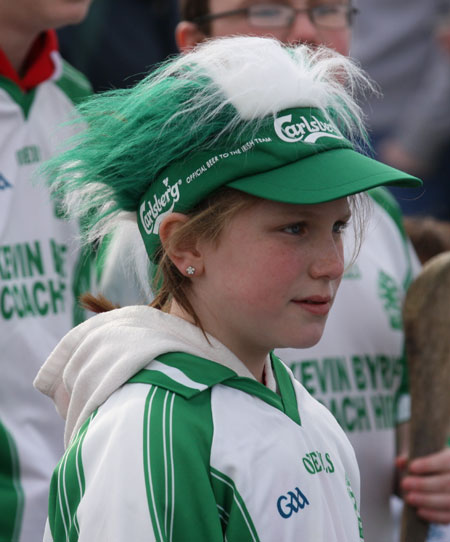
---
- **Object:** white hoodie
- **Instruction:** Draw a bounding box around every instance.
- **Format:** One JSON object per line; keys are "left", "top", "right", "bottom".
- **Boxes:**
{"left": 35, "top": 306, "right": 364, "bottom": 542}
{"left": 34, "top": 305, "right": 277, "bottom": 447}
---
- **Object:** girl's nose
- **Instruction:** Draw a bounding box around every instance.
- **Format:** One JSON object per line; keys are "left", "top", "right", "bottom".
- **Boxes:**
{"left": 309, "top": 239, "right": 345, "bottom": 280}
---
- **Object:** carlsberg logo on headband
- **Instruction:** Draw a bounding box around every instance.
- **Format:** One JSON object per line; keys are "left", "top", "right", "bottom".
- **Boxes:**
{"left": 274, "top": 113, "right": 343, "bottom": 144}
{"left": 137, "top": 107, "right": 353, "bottom": 262}
{"left": 140, "top": 178, "right": 182, "bottom": 235}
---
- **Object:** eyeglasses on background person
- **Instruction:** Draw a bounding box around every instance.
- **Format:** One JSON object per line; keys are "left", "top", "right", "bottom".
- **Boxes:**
{"left": 192, "top": 3, "right": 358, "bottom": 29}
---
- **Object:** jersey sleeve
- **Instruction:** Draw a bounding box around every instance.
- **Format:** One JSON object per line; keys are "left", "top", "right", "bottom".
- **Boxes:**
{"left": 140, "top": 386, "right": 224, "bottom": 542}
{"left": 0, "top": 421, "right": 24, "bottom": 541}
{"left": 55, "top": 60, "right": 92, "bottom": 105}
{"left": 368, "top": 187, "right": 422, "bottom": 426}
{"left": 46, "top": 384, "right": 225, "bottom": 542}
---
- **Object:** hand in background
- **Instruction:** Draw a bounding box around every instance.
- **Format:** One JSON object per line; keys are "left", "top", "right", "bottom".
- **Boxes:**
{"left": 396, "top": 448, "right": 450, "bottom": 524}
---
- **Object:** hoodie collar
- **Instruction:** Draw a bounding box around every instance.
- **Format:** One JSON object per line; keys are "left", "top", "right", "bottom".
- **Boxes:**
{"left": 34, "top": 305, "right": 277, "bottom": 446}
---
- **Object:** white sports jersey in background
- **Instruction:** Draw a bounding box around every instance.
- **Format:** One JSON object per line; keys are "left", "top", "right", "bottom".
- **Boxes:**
{"left": 278, "top": 187, "right": 422, "bottom": 542}
{"left": 0, "top": 31, "right": 92, "bottom": 542}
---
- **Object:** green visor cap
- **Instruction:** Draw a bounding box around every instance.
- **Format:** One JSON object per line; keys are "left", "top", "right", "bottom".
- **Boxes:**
{"left": 138, "top": 107, "right": 421, "bottom": 261}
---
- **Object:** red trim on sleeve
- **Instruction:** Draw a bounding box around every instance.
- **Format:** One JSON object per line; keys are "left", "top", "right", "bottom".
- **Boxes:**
{"left": 0, "top": 30, "right": 59, "bottom": 92}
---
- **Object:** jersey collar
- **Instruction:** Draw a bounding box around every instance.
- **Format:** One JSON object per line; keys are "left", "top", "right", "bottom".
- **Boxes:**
{"left": 129, "top": 351, "right": 302, "bottom": 426}
{"left": 0, "top": 29, "right": 60, "bottom": 92}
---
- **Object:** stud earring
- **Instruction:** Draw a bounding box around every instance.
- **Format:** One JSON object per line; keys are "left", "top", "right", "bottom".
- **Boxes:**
{"left": 186, "top": 266, "right": 196, "bottom": 276}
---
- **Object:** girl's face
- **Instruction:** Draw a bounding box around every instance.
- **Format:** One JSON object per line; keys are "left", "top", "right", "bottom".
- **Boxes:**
{"left": 189, "top": 197, "right": 351, "bottom": 365}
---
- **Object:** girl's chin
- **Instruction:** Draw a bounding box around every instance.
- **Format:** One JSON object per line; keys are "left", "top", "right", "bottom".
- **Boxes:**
{"left": 279, "top": 326, "right": 324, "bottom": 348}
{"left": 278, "top": 334, "right": 325, "bottom": 351}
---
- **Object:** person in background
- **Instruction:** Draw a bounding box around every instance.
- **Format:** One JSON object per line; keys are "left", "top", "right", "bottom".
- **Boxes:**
{"left": 0, "top": 1, "right": 93, "bottom": 540}
{"left": 437, "top": 0, "right": 450, "bottom": 54}
{"left": 171, "top": 2, "right": 450, "bottom": 541}
{"left": 351, "top": 0, "right": 450, "bottom": 220}
{"left": 57, "top": 0, "right": 179, "bottom": 91}
{"left": 404, "top": 217, "right": 450, "bottom": 264}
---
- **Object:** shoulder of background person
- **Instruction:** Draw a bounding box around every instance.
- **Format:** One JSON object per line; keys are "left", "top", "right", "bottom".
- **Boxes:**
{"left": 54, "top": 58, "right": 93, "bottom": 104}
{"left": 367, "top": 186, "right": 407, "bottom": 240}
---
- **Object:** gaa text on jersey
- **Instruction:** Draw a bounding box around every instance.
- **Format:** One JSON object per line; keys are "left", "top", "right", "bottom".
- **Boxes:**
{"left": 0, "top": 173, "right": 12, "bottom": 190}
{"left": 277, "top": 487, "right": 310, "bottom": 519}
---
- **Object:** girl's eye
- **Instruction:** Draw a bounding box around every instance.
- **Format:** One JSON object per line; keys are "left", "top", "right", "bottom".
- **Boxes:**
{"left": 283, "top": 223, "right": 306, "bottom": 235}
{"left": 333, "top": 220, "right": 349, "bottom": 234}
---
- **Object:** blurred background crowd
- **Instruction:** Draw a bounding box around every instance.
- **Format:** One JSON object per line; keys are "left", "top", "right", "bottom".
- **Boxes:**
{"left": 58, "top": 0, "right": 450, "bottom": 220}
{"left": 1, "top": 1, "right": 449, "bottom": 541}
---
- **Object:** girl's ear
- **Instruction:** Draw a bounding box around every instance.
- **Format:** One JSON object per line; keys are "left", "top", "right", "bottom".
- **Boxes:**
{"left": 159, "top": 213, "right": 204, "bottom": 277}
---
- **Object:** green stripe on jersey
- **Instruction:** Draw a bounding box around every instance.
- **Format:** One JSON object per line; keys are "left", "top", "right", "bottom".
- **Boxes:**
{"left": 272, "top": 354, "right": 302, "bottom": 425}
{"left": 210, "top": 467, "right": 260, "bottom": 542}
{"left": 132, "top": 352, "right": 301, "bottom": 425}
{"left": 142, "top": 386, "right": 225, "bottom": 541}
{"left": 224, "top": 376, "right": 301, "bottom": 426}
{"left": 0, "top": 60, "right": 91, "bottom": 119}
{"left": 224, "top": 355, "right": 300, "bottom": 425}
{"left": 129, "top": 352, "right": 236, "bottom": 399}
{"left": 143, "top": 387, "right": 174, "bottom": 542}
{"left": 129, "top": 369, "right": 206, "bottom": 399}
{"left": 48, "top": 411, "right": 96, "bottom": 542}
{"left": 156, "top": 352, "right": 237, "bottom": 385}
{"left": 0, "top": 421, "right": 24, "bottom": 542}
{"left": 0, "top": 76, "right": 36, "bottom": 118}
{"left": 55, "top": 61, "right": 91, "bottom": 105}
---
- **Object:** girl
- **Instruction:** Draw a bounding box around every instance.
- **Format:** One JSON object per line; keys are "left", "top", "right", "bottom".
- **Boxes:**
{"left": 34, "top": 37, "right": 420, "bottom": 542}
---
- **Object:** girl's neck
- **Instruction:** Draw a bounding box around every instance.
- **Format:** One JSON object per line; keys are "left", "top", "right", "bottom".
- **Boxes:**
{"left": 168, "top": 300, "right": 268, "bottom": 383}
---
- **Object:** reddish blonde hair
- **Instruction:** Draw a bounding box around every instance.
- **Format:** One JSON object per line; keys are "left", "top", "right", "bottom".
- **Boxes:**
{"left": 150, "top": 187, "right": 258, "bottom": 328}
{"left": 82, "top": 189, "right": 368, "bottom": 327}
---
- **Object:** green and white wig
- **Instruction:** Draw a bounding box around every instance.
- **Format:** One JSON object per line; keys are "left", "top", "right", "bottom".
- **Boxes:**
{"left": 42, "top": 36, "right": 419, "bottom": 276}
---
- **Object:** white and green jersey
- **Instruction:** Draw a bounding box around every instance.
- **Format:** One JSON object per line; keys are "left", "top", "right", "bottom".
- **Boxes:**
{"left": 34, "top": 306, "right": 364, "bottom": 542}
{"left": 0, "top": 31, "right": 92, "bottom": 542}
{"left": 277, "top": 187, "right": 421, "bottom": 542}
